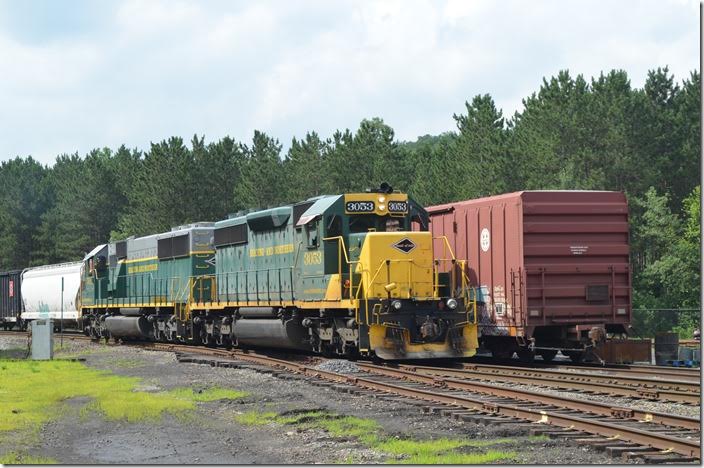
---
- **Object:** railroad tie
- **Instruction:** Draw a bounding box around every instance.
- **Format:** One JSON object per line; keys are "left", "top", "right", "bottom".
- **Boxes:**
{"left": 605, "top": 445, "right": 653, "bottom": 457}
{"left": 641, "top": 455, "right": 701, "bottom": 464}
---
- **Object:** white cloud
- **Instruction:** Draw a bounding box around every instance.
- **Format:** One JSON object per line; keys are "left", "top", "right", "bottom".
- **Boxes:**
{"left": 0, "top": 0, "right": 698, "bottom": 163}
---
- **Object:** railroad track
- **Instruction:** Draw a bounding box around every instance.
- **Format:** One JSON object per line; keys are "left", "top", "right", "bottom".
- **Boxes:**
{"left": 399, "top": 362, "right": 701, "bottom": 404}
{"left": 546, "top": 362, "right": 701, "bottom": 379}
{"left": 137, "top": 343, "right": 700, "bottom": 463}
{"left": 466, "top": 355, "right": 701, "bottom": 378}
{"left": 2, "top": 331, "right": 697, "bottom": 462}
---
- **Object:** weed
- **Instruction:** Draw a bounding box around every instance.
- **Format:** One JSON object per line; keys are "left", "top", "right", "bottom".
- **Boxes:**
{"left": 403, "top": 449, "right": 516, "bottom": 464}
{"left": 235, "top": 409, "right": 517, "bottom": 464}
{"left": 168, "top": 387, "right": 249, "bottom": 402}
{"left": 235, "top": 410, "right": 278, "bottom": 426}
{"left": 0, "top": 451, "right": 57, "bottom": 464}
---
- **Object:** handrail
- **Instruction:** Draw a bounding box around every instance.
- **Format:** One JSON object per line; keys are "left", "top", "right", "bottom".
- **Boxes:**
{"left": 433, "top": 235, "right": 457, "bottom": 261}
{"left": 323, "top": 235, "right": 362, "bottom": 301}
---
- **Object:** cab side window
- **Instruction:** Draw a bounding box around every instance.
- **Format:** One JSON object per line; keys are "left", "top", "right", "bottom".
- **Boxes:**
{"left": 326, "top": 215, "right": 342, "bottom": 237}
{"left": 306, "top": 221, "right": 319, "bottom": 248}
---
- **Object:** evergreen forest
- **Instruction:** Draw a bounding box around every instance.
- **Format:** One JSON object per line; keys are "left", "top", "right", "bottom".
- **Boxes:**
{"left": 0, "top": 67, "right": 700, "bottom": 337}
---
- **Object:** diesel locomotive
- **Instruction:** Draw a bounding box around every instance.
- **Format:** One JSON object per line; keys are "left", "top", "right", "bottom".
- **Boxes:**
{"left": 79, "top": 186, "right": 479, "bottom": 360}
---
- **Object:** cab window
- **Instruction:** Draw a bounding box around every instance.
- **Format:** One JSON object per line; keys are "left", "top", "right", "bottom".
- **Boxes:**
{"left": 326, "top": 215, "right": 342, "bottom": 237}
{"left": 306, "top": 221, "right": 319, "bottom": 248}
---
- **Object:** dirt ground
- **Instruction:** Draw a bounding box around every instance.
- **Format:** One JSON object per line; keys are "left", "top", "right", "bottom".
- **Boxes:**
{"left": 1, "top": 336, "right": 622, "bottom": 464}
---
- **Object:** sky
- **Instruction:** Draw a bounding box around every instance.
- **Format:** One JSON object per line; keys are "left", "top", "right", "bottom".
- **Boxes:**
{"left": 0, "top": 0, "right": 699, "bottom": 164}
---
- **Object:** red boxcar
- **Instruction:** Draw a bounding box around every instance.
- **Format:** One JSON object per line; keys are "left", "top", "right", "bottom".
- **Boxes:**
{"left": 424, "top": 191, "right": 631, "bottom": 362}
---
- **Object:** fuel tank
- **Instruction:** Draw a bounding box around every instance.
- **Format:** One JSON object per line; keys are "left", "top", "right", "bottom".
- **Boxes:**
{"left": 238, "top": 307, "right": 278, "bottom": 318}
{"left": 105, "top": 316, "right": 151, "bottom": 338}
{"left": 232, "top": 318, "right": 309, "bottom": 350}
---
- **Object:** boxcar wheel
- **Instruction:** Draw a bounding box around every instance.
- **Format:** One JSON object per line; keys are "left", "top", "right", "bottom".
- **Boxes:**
{"left": 517, "top": 348, "right": 535, "bottom": 363}
{"left": 564, "top": 351, "right": 584, "bottom": 363}
{"left": 539, "top": 350, "right": 558, "bottom": 362}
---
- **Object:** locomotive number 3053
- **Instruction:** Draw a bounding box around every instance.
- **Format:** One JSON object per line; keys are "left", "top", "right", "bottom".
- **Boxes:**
{"left": 346, "top": 201, "right": 375, "bottom": 213}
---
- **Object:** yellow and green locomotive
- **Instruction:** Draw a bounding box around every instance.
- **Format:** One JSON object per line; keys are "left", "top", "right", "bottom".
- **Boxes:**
{"left": 80, "top": 186, "right": 478, "bottom": 360}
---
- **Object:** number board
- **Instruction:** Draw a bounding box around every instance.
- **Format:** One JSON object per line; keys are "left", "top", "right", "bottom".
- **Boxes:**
{"left": 387, "top": 201, "right": 408, "bottom": 213}
{"left": 345, "top": 201, "right": 375, "bottom": 213}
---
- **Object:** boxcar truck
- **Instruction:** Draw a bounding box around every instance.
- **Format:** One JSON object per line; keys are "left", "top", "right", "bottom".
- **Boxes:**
{"left": 424, "top": 191, "right": 633, "bottom": 363}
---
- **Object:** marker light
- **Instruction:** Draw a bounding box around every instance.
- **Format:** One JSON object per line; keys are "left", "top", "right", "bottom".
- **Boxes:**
{"left": 446, "top": 298, "right": 458, "bottom": 310}
{"left": 391, "top": 300, "right": 402, "bottom": 310}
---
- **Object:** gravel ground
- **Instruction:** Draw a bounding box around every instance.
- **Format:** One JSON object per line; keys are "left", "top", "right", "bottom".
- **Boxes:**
{"left": 0, "top": 335, "right": 674, "bottom": 464}
{"left": 314, "top": 359, "right": 360, "bottom": 374}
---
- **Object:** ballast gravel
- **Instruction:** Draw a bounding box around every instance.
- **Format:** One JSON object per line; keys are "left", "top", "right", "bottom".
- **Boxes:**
{"left": 479, "top": 380, "right": 700, "bottom": 419}
{"left": 314, "top": 358, "right": 360, "bottom": 374}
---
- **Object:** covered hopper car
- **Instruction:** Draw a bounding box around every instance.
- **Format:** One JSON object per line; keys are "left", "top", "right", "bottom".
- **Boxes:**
{"left": 423, "top": 191, "right": 631, "bottom": 362}
{"left": 21, "top": 262, "right": 83, "bottom": 329}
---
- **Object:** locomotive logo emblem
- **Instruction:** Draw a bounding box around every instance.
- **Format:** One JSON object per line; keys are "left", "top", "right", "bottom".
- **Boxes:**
{"left": 392, "top": 238, "right": 416, "bottom": 253}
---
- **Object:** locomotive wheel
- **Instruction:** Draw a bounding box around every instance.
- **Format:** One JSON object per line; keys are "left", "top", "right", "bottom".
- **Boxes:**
{"left": 491, "top": 349, "right": 513, "bottom": 360}
{"left": 321, "top": 343, "right": 335, "bottom": 358}
{"left": 538, "top": 350, "right": 558, "bottom": 362}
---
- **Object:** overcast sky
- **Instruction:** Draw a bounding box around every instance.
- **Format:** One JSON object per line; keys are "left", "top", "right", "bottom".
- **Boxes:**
{"left": 0, "top": 0, "right": 699, "bottom": 164}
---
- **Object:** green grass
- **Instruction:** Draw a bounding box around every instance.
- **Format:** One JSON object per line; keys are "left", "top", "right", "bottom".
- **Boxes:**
{"left": 0, "top": 451, "right": 57, "bottom": 464}
{"left": 0, "top": 359, "right": 248, "bottom": 437}
{"left": 403, "top": 450, "right": 516, "bottom": 464}
{"left": 235, "top": 410, "right": 279, "bottom": 426}
{"left": 167, "top": 387, "right": 249, "bottom": 402}
{"left": 0, "top": 360, "right": 196, "bottom": 430}
{"left": 235, "top": 409, "right": 516, "bottom": 464}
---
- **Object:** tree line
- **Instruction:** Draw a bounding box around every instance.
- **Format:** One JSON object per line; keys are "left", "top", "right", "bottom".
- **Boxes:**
{"left": 0, "top": 67, "right": 699, "bottom": 336}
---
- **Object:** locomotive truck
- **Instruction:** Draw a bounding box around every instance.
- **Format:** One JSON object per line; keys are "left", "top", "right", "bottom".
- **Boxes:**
{"left": 79, "top": 186, "right": 479, "bottom": 360}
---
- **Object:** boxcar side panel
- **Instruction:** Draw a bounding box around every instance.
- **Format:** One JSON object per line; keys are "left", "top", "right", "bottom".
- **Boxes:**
{"left": 521, "top": 191, "right": 631, "bottom": 329}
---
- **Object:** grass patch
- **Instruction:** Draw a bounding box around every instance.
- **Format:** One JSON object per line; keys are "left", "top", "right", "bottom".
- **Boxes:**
{"left": 403, "top": 450, "right": 516, "bottom": 464}
{"left": 168, "top": 387, "right": 249, "bottom": 402}
{"left": 235, "top": 409, "right": 516, "bottom": 464}
{"left": 0, "top": 359, "right": 247, "bottom": 437}
{"left": 235, "top": 410, "right": 279, "bottom": 426}
{"left": 0, "top": 451, "right": 57, "bottom": 464}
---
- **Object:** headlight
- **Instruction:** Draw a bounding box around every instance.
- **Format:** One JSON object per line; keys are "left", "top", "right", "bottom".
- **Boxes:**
{"left": 391, "top": 300, "right": 402, "bottom": 310}
{"left": 446, "top": 298, "right": 458, "bottom": 310}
